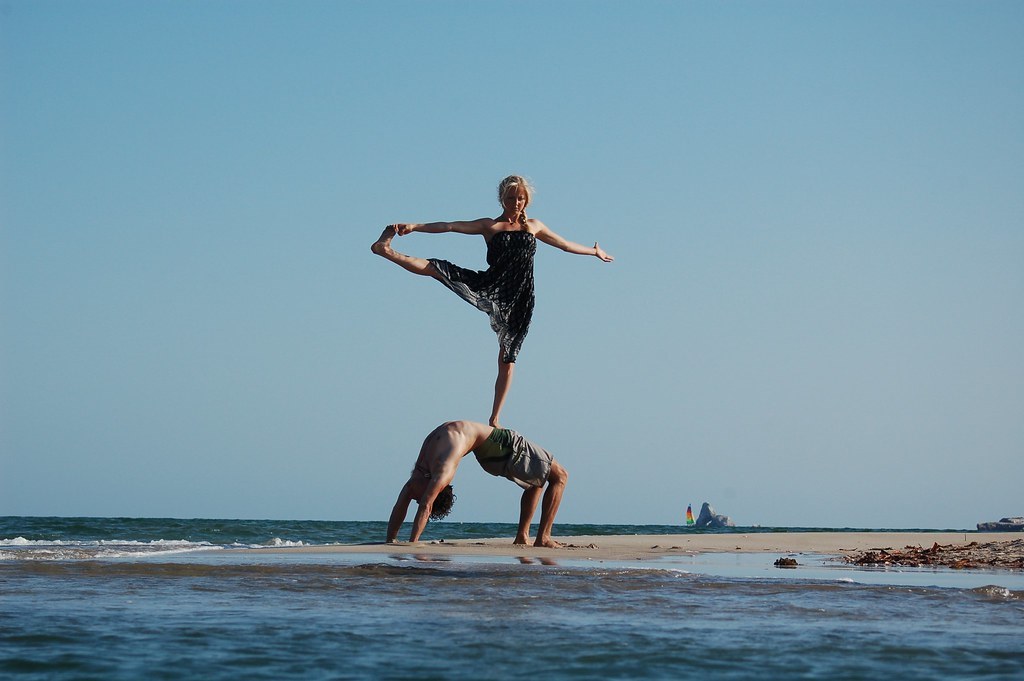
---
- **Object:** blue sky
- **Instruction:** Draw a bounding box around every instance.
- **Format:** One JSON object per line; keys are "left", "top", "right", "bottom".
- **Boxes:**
{"left": 2, "top": 1, "right": 1022, "bottom": 529}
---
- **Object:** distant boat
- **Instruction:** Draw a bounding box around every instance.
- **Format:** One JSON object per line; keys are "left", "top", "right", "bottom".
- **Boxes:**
{"left": 685, "top": 504, "right": 695, "bottom": 526}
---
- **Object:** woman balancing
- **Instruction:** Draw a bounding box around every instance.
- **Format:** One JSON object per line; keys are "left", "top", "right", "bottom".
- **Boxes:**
{"left": 371, "top": 175, "right": 613, "bottom": 427}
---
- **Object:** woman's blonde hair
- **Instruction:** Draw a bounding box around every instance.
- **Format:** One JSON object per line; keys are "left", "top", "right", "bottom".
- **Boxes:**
{"left": 497, "top": 175, "right": 534, "bottom": 227}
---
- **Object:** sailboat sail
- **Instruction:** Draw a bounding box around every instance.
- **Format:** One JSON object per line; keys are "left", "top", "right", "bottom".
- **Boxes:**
{"left": 685, "top": 504, "right": 695, "bottom": 526}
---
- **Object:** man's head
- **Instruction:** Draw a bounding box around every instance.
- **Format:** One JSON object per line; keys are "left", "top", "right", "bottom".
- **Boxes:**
{"left": 429, "top": 485, "right": 456, "bottom": 521}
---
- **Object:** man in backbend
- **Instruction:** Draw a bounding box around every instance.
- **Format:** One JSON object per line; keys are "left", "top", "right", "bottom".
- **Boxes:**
{"left": 385, "top": 420, "right": 569, "bottom": 548}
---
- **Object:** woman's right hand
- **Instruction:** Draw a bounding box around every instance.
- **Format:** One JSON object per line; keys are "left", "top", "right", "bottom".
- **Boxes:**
{"left": 392, "top": 223, "right": 416, "bottom": 236}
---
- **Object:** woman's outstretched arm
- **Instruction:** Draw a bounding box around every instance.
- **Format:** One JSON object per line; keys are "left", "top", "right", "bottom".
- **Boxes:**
{"left": 393, "top": 218, "right": 493, "bottom": 236}
{"left": 534, "top": 221, "right": 614, "bottom": 262}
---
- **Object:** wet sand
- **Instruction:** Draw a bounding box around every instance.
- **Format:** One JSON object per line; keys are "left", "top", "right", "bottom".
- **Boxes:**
{"left": 247, "top": 531, "right": 1024, "bottom": 569}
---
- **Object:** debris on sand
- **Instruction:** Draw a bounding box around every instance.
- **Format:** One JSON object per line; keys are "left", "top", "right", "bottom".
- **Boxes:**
{"left": 843, "top": 539, "right": 1024, "bottom": 570}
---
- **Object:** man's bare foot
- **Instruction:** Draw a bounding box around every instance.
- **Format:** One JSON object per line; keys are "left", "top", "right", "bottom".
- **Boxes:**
{"left": 371, "top": 226, "right": 395, "bottom": 256}
{"left": 534, "top": 537, "right": 563, "bottom": 548}
{"left": 513, "top": 535, "right": 529, "bottom": 545}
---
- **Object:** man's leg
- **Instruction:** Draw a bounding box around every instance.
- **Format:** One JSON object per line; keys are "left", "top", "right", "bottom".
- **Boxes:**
{"left": 534, "top": 461, "right": 568, "bottom": 548}
{"left": 514, "top": 485, "right": 543, "bottom": 545}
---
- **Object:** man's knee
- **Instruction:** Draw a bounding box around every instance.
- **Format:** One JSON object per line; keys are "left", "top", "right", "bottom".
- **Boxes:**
{"left": 549, "top": 461, "right": 568, "bottom": 486}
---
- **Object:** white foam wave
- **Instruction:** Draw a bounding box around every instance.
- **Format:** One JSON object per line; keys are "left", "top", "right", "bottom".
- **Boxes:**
{"left": 0, "top": 537, "right": 227, "bottom": 561}
{"left": 0, "top": 537, "right": 35, "bottom": 546}
{"left": 264, "top": 537, "right": 307, "bottom": 547}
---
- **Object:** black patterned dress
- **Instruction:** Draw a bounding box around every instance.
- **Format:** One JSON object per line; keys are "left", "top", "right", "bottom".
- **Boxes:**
{"left": 428, "top": 230, "right": 536, "bottom": 363}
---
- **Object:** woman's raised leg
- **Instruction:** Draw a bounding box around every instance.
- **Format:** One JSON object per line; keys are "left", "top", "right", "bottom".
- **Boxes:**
{"left": 371, "top": 226, "right": 438, "bottom": 278}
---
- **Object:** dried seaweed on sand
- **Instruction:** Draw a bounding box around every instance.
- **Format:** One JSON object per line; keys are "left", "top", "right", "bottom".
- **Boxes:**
{"left": 843, "top": 539, "right": 1024, "bottom": 570}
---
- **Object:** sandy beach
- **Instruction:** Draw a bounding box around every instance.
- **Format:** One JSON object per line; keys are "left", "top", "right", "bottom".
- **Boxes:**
{"left": 248, "top": 531, "right": 1024, "bottom": 568}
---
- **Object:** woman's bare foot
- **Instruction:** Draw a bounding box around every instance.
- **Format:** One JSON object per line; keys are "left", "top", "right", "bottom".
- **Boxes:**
{"left": 488, "top": 416, "right": 502, "bottom": 428}
{"left": 371, "top": 226, "right": 395, "bottom": 256}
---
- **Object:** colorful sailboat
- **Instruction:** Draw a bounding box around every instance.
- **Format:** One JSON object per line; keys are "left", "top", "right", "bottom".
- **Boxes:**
{"left": 685, "top": 504, "right": 695, "bottom": 526}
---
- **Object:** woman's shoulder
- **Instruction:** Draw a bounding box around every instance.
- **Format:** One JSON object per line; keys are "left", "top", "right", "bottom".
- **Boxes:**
{"left": 524, "top": 218, "right": 547, "bottom": 235}
{"left": 473, "top": 217, "right": 500, "bottom": 232}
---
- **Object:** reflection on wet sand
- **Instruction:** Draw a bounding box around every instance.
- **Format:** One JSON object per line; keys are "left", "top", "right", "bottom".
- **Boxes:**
{"left": 388, "top": 554, "right": 454, "bottom": 563}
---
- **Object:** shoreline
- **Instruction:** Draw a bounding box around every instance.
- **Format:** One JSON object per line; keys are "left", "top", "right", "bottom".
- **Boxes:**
{"left": 244, "top": 531, "right": 1024, "bottom": 568}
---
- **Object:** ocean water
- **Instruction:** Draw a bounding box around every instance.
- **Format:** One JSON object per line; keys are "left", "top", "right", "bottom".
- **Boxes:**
{"left": 2, "top": 517, "right": 1022, "bottom": 680}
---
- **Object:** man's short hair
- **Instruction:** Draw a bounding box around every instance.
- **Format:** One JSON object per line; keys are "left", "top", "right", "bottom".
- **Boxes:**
{"left": 430, "top": 485, "right": 456, "bottom": 521}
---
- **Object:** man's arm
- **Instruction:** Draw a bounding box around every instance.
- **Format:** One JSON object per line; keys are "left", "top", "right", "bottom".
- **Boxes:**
{"left": 408, "top": 500, "right": 432, "bottom": 543}
{"left": 386, "top": 481, "right": 415, "bottom": 543}
{"left": 407, "top": 451, "right": 463, "bottom": 541}
{"left": 407, "top": 477, "right": 451, "bottom": 542}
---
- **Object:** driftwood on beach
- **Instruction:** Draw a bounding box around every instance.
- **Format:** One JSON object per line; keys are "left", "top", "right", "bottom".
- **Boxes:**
{"left": 843, "top": 539, "right": 1024, "bottom": 570}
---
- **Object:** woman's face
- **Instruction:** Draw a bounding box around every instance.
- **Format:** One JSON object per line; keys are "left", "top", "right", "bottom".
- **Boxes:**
{"left": 501, "top": 186, "right": 529, "bottom": 218}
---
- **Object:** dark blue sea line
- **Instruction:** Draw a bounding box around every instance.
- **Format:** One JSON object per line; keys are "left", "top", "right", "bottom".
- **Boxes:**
{"left": 0, "top": 516, "right": 972, "bottom": 547}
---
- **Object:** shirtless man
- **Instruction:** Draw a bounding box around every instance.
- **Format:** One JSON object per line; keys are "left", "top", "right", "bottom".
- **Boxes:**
{"left": 385, "top": 421, "right": 569, "bottom": 548}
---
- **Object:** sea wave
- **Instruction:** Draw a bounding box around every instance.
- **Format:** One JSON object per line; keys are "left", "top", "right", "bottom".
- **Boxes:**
{"left": 0, "top": 533, "right": 314, "bottom": 561}
{"left": 263, "top": 537, "right": 307, "bottom": 547}
{"left": 969, "top": 584, "right": 1023, "bottom": 601}
{"left": 0, "top": 537, "right": 227, "bottom": 561}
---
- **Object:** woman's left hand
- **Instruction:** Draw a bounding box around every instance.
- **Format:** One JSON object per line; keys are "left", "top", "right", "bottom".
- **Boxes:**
{"left": 595, "top": 242, "right": 614, "bottom": 262}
